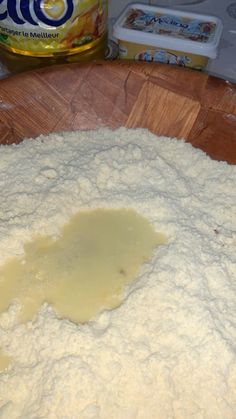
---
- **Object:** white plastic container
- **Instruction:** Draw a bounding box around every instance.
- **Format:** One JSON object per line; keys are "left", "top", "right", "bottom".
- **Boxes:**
{"left": 113, "top": 3, "right": 223, "bottom": 70}
{"left": 153, "top": 1, "right": 206, "bottom": 5}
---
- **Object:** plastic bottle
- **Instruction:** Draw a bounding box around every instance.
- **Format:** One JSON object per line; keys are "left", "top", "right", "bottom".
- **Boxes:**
{"left": 0, "top": 0, "right": 108, "bottom": 74}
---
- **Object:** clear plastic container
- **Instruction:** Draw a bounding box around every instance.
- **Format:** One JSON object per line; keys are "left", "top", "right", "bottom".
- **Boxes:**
{"left": 113, "top": 3, "right": 223, "bottom": 71}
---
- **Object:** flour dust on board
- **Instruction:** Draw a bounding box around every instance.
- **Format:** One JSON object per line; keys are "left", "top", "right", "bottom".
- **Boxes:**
{"left": 0, "top": 209, "right": 166, "bottom": 325}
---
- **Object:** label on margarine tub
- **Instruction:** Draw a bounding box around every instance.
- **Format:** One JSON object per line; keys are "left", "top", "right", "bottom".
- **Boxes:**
{"left": 123, "top": 8, "right": 216, "bottom": 43}
{"left": 0, "top": 0, "right": 107, "bottom": 56}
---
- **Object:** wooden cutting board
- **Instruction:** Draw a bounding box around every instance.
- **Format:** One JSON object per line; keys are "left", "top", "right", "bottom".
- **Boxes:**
{"left": 0, "top": 61, "right": 235, "bottom": 163}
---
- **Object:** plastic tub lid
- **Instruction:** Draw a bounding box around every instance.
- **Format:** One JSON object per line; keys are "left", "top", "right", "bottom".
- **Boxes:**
{"left": 113, "top": 3, "right": 223, "bottom": 59}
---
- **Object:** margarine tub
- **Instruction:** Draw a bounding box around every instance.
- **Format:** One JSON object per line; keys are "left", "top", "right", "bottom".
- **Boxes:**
{"left": 113, "top": 3, "right": 223, "bottom": 70}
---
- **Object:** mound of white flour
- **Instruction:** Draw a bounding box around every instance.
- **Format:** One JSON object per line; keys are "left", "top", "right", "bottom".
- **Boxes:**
{"left": 0, "top": 128, "right": 236, "bottom": 419}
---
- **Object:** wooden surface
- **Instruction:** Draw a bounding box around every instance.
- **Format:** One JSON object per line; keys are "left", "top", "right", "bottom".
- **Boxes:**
{"left": 0, "top": 61, "right": 236, "bottom": 163}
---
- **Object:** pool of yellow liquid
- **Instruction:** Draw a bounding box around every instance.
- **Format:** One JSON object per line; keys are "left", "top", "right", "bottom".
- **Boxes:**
{"left": 0, "top": 352, "right": 11, "bottom": 373}
{"left": 0, "top": 209, "right": 166, "bottom": 324}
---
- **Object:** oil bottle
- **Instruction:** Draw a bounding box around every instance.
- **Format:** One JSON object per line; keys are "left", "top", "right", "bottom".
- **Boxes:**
{"left": 0, "top": 0, "right": 108, "bottom": 74}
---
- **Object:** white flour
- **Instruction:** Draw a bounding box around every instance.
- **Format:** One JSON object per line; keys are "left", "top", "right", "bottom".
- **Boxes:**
{"left": 0, "top": 128, "right": 236, "bottom": 419}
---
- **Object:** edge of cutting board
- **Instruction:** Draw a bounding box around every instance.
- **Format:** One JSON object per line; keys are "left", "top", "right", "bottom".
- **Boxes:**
{"left": 0, "top": 61, "right": 235, "bottom": 163}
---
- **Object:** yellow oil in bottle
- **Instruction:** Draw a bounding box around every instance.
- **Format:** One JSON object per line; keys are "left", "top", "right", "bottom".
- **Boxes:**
{"left": 0, "top": 0, "right": 108, "bottom": 74}
{"left": 0, "top": 33, "right": 108, "bottom": 74}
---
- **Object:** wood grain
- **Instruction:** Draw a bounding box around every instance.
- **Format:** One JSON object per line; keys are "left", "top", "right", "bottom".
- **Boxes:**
{"left": 126, "top": 81, "right": 201, "bottom": 139}
{"left": 0, "top": 61, "right": 235, "bottom": 163}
